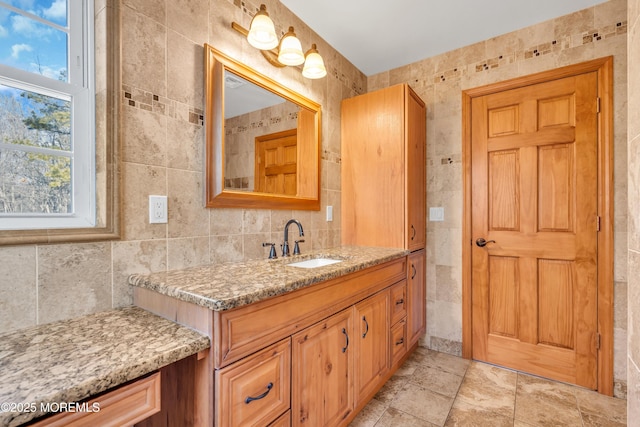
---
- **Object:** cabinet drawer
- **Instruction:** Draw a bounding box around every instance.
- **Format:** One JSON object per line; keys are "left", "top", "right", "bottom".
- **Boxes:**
{"left": 215, "top": 338, "right": 291, "bottom": 427}
{"left": 390, "top": 281, "right": 407, "bottom": 325}
{"left": 31, "top": 372, "right": 161, "bottom": 427}
{"left": 269, "top": 410, "right": 291, "bottom": 427}
{"left": 391, "top": 319, "right": 407, "bottom": 366}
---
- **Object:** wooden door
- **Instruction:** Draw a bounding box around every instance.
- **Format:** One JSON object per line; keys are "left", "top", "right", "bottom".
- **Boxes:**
{"left": 354, "top": 290, "right": 389, "bottom": 402}
{"left": 470, "top": 72, "right": 599, "bottom": 388}
{"left": 292, "top": 308, "right": 354, "bottom": 426}
{"left": 255, "top": 129, "right": 297, "bottom": 195}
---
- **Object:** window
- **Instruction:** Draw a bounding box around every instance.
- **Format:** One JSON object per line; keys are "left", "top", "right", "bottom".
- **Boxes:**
{"left": 0, "top": 0, "right": 95, "bottom": 230}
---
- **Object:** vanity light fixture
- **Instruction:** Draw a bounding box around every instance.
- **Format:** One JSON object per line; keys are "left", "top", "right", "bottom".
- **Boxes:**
{"left": 231, "top": 4, "right": 327, "bottom": 79}
{"left": 302, "top": 44, "right": 327, "bottom": 79}
{"left": 247, "top": 4, "right": 278, "bottom": 50}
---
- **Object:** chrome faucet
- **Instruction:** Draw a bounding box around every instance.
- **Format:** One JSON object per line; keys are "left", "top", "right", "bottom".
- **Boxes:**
{"left": 282, "top": 219, "right": 304, "bottom": 257}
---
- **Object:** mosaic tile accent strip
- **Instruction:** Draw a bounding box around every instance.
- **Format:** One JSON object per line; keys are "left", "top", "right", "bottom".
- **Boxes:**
{"left": 225, "top": 111, "right": 298, "bottom": 136}
{"left": 323, "top": 149, "right": 341, "bottom": 164}
{"left": 122, "top": 84, "right": 204, "bottom": 126}
{"left": 583, "top": 21, "right": 628, "bottom": 44}
{"left": 470, "top": 21, "right": 627, "bottom": 76}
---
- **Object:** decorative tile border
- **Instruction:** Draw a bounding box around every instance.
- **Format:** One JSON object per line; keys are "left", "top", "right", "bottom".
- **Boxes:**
{"left": 431, "top": 20, "right": 628, "bottom": 85}
{"left": 225, "top": 112, "right": 298, "bottom": 136}
{"left": 121, "top": 84, "right": 204, "bottom": 126}
{"left": 473, "top": 21, "right": 627, "bottom": 75}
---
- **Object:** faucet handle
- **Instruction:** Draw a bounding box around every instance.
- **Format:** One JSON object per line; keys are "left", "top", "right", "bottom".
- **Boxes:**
{"left": 262, "top": 242, "right": 277, "bottom": 259}
{"left": 293, "top": 239, "right": 305, "bottom": 255}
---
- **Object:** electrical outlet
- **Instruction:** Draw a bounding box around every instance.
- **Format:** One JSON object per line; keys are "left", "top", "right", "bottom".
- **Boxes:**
{"left": 149, "top": 195, "right": 168, "bottom": 224}
{"left": 429, "top": 207, "right": 444, "bottom": 222}
{"left": 326, "top": 205, "right": 333, "bottom": 222}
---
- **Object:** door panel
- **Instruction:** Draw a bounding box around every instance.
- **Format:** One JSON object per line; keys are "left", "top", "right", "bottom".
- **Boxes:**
{"left": 255, "top": 129, "right": 297, "bottom": 195}
{"left": 471, "top": 72, "right": 598, "bottom": 389}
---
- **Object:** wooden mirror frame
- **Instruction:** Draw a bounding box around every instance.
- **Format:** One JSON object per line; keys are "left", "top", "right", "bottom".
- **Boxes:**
{"left": 204, "top": 44, "right": 321, "bottom": 210}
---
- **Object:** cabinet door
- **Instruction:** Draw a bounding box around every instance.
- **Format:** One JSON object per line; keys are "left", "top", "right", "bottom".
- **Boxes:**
{"left": 407, "top": 250, "right": 426, "bottom": 346}
{"left": 354, "top": 290, "right": 390, "bottom": 402}
{"left": 292, "top": 308, "right": 354, "bottom": 426}
{"left": 406, "top": 86, "right": 427, "bottom": 251}
{"left": 341, "top": 85, "right": 405, "bottom": 249}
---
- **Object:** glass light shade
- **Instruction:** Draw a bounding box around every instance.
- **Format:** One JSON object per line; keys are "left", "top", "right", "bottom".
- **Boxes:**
{"left": 277, "top": 27, "right": 305, "bottom": 66}
{"left": 247, "top": 5, "right": 278, "bottom": 50}
{"left": 302, "top": 45, "right": 327, "bottom": 79}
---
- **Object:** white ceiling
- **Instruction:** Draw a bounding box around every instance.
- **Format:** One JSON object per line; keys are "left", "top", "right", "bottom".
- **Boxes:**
{"left": 280, "top": 0, "right": 609, "bottom": 76}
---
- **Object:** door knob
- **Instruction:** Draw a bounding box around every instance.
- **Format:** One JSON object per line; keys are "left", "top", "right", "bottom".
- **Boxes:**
{"left": 475, "top": 238, "right": 496, "bottom": 247}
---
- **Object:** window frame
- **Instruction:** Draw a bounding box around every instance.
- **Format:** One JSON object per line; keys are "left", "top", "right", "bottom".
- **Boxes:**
{"left": 0, "top": 0, "right": 120, "bottom": 244}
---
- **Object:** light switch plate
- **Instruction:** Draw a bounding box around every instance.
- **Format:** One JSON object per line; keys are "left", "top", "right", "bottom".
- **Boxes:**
{"left": 149, "top": 195, "right": 168, "bottom": 224}
{"left": 429, "top": 207, "right": 444, "bottom": 222}
{"left": 326, "top": 205, "right": 333, "bottom": 222}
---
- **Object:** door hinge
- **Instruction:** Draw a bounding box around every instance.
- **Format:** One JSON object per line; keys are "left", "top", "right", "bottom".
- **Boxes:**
{"left": 596, "top": 97, "right": 601, "bottom": 113}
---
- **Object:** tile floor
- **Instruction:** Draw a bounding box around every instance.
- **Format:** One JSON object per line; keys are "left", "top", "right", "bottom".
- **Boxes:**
{"left": 350, "top": 347, "right": 627, "bottom": 426}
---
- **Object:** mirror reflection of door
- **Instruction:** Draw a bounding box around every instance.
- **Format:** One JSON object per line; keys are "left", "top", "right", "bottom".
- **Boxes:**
{"left": 255, "top": 129, "right": 297, "bottom": 195}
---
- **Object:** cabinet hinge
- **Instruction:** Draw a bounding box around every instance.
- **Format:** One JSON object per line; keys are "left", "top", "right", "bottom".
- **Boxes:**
{"left": 596, "top": 215, "right": 601, "bottom": 232}
{"left": 596, "top": 97, "right": 601, "bottom": 113}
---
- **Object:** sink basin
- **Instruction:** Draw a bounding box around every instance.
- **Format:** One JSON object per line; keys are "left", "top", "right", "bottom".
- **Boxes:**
{"left": 287, "top": 258, "right": 343, "bottom": 269}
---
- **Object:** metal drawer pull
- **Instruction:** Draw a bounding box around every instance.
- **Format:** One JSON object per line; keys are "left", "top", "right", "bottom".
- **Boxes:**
{"left": 411, "top": 264, "right": 416, "bottom": 279}
{"left": 342, "top": 328, "right": 349, "bottom": 353}
{"left": 245, "top": 382, "right": 273, "bottom": 404}
{"left": 362, "top": 316, "right": 369, "bottom": 338}
{"left": 395, "top": 337, "right": 404, "bottom": 346}
{"left": 411, "top": 224, "right": 416, "bottom": 240}
{"left": 395, "top": 298, "right": 404, "bottom": 305}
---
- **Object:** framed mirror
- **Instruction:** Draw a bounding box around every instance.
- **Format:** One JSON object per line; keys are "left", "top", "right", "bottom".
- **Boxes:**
{"left": 204, "top": 44, "right": 321, "bottom": 210}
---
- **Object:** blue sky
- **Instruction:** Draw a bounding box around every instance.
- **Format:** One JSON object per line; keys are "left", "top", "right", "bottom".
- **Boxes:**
{"left": 0, "top": 0, "right": 68, "bottom": 82}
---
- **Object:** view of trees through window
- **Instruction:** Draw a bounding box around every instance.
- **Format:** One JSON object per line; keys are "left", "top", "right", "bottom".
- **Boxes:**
{"left": 0, "top": 82, "right": 72, "bottom": 214}
{"left": 0, "top": 0, "right": 75, "bottom": 217}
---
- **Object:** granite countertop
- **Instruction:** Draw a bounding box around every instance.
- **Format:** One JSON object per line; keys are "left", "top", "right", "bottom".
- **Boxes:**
{"left": 129, "top": 246, "right": 409, "bottom": 311}
{"left": 0, "top": 306, "right": 210, "bottom": 427}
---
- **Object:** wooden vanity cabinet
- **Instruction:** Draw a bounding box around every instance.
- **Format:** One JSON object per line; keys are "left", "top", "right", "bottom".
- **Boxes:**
{"left": 134, "top": 256, "right": 418, "bottom": 427}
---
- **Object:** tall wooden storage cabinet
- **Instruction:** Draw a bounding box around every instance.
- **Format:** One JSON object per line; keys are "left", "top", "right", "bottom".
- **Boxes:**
{"left": 341, "top": 83, "right": 427, "bottom": 346}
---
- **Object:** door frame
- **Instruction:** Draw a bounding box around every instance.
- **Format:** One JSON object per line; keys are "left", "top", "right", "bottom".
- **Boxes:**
{"left": 461, "top": 57, "right": 614, "bottom": 395}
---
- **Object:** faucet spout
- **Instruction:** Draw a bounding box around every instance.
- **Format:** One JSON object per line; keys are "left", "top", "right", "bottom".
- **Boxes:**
{"left": 283, "top": 219, "right": 304, "bottom": 257}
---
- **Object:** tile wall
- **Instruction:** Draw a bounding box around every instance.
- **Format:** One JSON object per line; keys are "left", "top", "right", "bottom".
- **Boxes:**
{"left": 368, "top": 0, "right": 629, "bottom": 396}
{"left": 628, "top": 0, "right": 640, "bottom": 421}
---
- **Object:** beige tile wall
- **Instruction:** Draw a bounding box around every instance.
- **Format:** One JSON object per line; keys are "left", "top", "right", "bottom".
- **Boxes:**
{"left": 0, "top": 0, "right": 364, "bottom": 332}
{"left": 369, "top": 0, "right": 629, "bottom": 395}
{"left": 628, "top": 0, "right": 640, "bottom": 419}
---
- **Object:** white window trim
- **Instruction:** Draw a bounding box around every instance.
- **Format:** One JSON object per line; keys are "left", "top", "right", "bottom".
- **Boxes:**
{"left": 0, "top": 0, "right": 95, "bottom": 230}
